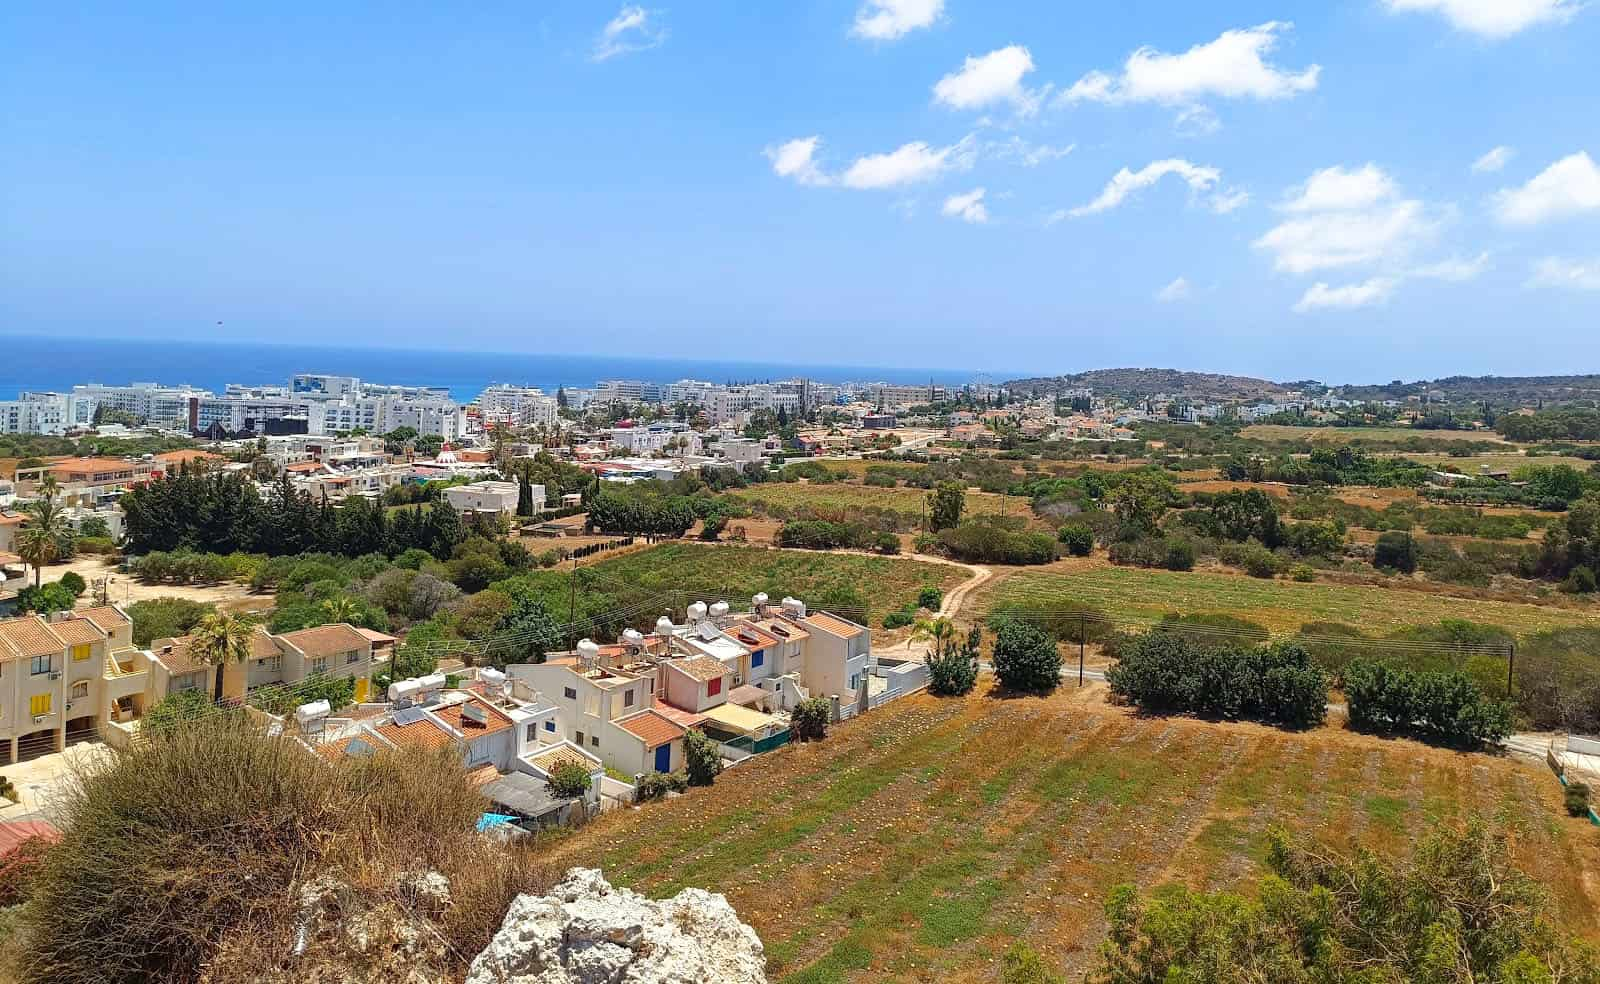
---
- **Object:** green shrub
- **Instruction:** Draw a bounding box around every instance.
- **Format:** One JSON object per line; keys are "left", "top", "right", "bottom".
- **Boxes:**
{"left": 1088, "top": 821, "right": 1595, "bottom": 984}
{"left": 16, "top": 582, "right": 77, "bottom": 614}
{"left": 636, "top": 770, "right": 688, "bottom": 801}
{"left": 937, "top": 520, "right": 1056, "bottom": 565}
{"left": 1057, "top": 524, "right": 1094, "bottom": 557}
{"left": 791, "top": 697, "right": 831, "bottom": 742}
{"left": 1344, "top": 660, "right": 1513, "bottom": 748}
{"left": 75, "top": 535, "right": 118, "bottom": 555}
{"left": 1163, "top": 538, "right": 1196, "bottom": 571}
{"left": 1108, "top": 635, "right": 1327, "bottom": 729}
{"left": 874, "top": 531, "right": 901, "bottom": 555}
{"left": 127, "top": 597, "right": 214, "bottom": 648}
{"left": 1290, "top": 563, "right": 1316, "bottom": 582}
{"left": 58, "top": 571, "right": 87, "bottom": 597}
{"left": 545, "top": 761, "right": 592, "bottom": 799}
{"left": 1375, "top": 530, "right": 1419, "bottom": 573}
{"left": 991, "top": 618, "right": 1061, "bottom": 693}
{"left": 917, "top": 584, "right": 944, "bottom": 610}
{"left": 683, "top": 729, "right": 721, "bottom": 787}
{"left": 926, "top": 623, "right": 981, "bottom": 696}
{"left": 1002, "top": 943, "right": 1065, "bottom": 984}
{"left": 1565, "top": 781, "right": 1591, "bottom": 818}
{"left": 881, "top": 605, "right": 917, "bottom": 630}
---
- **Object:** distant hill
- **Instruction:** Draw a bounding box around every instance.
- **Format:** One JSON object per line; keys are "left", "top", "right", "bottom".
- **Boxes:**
{"left": 1004, "top": 368, "right": 1289, "bottom": 402}
{"left": 1337, "top": 375, "right": 1600, "bottom": 405}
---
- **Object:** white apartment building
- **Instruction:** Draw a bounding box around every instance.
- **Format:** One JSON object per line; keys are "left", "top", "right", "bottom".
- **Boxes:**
{"left": 605, "top": 422, "right": 701, "bottom": 456}
{"left": 0, "top": 393, "right": 72, "bottom": 435}
{"left": 477, "top": 385, "right": 559, "bottom": 430}
{"left": 443, "top": 480, "right": 540, "bottom": 517}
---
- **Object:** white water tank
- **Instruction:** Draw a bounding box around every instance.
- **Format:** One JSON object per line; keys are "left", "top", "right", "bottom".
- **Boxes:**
{"left": 655, "top": 616, "right": 675, "bottom": 635}
{"left": 388, "top": 678, "right": 422, "bottom": 703}
{"left": 577, "top": 639, "right": 601, "bottom": 665}
{"left": 686, "top": 602, "right": 708, "bottom": 622}
{"left": 295, "top": 700, "right": 331, "bottom": 729}
{"left": 417, "top": 673, "right": 447, "bottom": 694}
{"left": 621, "top": 628, "right": 646, "bottom": 648}
{"left": 709, "top": 601, "right": 730, "bottom": 620}
{"left": 782, "top": 597, "right": 806, "bottom": 617}
{"left": 479, "top": 667, "right": 507, "bottom": 692}
{"left": 752, "top": 592, "right": 769, "bottom": 611}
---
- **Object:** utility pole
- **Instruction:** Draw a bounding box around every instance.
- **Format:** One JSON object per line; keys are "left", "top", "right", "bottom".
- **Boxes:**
{"left": 569, "top": 556, "right": 579, "bottom": 647}
{"left": 1506, "top": 642, "right": 1515, "bottom": 699}
{"left": 1078, "top": 616, "right": 1085, "bottom": 687}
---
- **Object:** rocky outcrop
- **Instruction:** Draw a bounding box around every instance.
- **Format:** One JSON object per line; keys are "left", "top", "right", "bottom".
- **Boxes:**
{"left": 465, "top": 868, "right": 766, "bottom": 984}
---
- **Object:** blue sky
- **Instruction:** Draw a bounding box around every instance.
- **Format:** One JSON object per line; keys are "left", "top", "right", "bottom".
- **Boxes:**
{"left": 3, "top": 1, "right": 1598, "bottom": 382}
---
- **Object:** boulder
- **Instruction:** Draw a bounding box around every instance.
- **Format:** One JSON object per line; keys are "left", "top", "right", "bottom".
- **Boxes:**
{"left": 466, "top": 868, "right": 766, "bottom": 984}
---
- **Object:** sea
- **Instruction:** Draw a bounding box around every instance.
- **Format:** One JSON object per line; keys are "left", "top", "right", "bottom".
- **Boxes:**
{"left": 0, "top": 335, "right": 1000, "bottom": 403}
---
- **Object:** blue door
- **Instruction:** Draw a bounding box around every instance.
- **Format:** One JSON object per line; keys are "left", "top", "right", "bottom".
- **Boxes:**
{"left": 654, "top": 744, "right": 672, "bottom": 772}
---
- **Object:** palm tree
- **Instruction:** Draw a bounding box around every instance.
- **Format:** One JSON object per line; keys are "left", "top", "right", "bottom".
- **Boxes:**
{"left": 190, "top": 612, "right": 254, "bottom": 704}
{"left": 36, "top": 472, "right": 60, "bottom": 503}
{"left": 16, "top": 499, "right": 68, "bottom": 588}
{"left": 321, "top": 597, "right": 359, "bottom": 626}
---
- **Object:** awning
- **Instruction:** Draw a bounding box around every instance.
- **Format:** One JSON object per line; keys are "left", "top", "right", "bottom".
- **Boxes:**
{"left": 700, "top": 701, "right": 779, "bottom": 738}
{"left": 482, "top": 772, "right": 573, "bottom": 819}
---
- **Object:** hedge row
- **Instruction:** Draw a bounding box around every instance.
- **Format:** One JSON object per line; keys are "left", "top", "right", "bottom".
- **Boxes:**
{"left": 1107, "top": 633, "right": 1327, "bottom": 729}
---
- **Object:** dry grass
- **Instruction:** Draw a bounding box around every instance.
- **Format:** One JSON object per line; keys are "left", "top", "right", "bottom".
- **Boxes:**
{"left": 15, "top": 717, "right": 556, "bottom": 984}
{"left": 1240, "top": 424, "right": 1513, "bottom": 445}
{"left": 549, "top": 682, "right": 1600, "bottom": 982}
{"left": 975, "top": 564, "right": 1600, "bottom": 636}
{"left": 730, "top": 482, "right": 1031, "bottom": 523}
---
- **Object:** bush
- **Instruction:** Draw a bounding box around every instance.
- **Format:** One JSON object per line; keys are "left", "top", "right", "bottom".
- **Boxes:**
{"left": 545, "top": 760, "right": 592, "bottom": 799}
{"left": 75, "top": 535, "right": 118, "bottom": 555}
{"left": 1344, "top": 660, "right": 1513, "bottom": 748}
{"left": 16, "top": 582, "right": 77, "bottom": 614}
{"left": 937, "top": 520, "right": 1057, "bottom": 565}
{"left": 19, "top": 715, "right": 541, "bottom": 984}
{"left": 683, "top": 729, "right": 721, "bottom": 787}
{"left": 1374, "top": 530, "right": 1419, "bottom": 573}
{"left": 1107, "top": 634, "right": 1327, "bottom": 729}
{"left": 874, "top": 531, "right": 901, "bottom": 554}
{"left": 1002, "top": 944, "right": 1065, "bottom": 984}
{"left": 991, "top": 618, "right": 1062, "bottom": 693}
{"left": 881, "top": 605, "right": 916, "bottom": 630}
{"left": 636, "top": 770, "right": 688, "bottom": 802}
{"left": 1057, "top": 524, "right": 1093, "bottom": 557}
{"left": 917, "top": 584, "right": 944, "bottom": 610}
{"left": 1163, "top": 538, "right": 1196, "bottom": 571}
{"left": 1088, "top": 821, "right": 1596, "bottom": 984}
{"left": 1565, "top": 781, "right": 1591, "bottom": 818}
{"left": 1290, "top": 563, "right": 1316, "bottom": 582}
{"left": 0, "top": 832, "right": 53, "bottom": 907}
{"left": 127, "top": 597, "right": 214, "bottom": 647}
{"left": 926, "top": 623, "right": 981, "bottom": 696}
{"left": 58, "top": 571, "right": 87, "bottom": 597}
{"left": 791, "top": 697, "right": 831, "bottom": 742}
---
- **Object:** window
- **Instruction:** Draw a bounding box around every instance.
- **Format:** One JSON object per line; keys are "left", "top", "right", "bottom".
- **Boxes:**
{"left": 345, "top": 650, "right": 360, "bottom": 665}
{"left": 751, "top": 650, "right": 764, "bottom": 669}
{"left": 31, "top": 654, "right": 51, "bottom": 676}
{"left": 575, "top": 730, "right": 585, "bottom": 747}
{"left": 707, "top": 677, "right": 722, "bottom": 697}
{"left": 590, "top": 735, "right": 599, "bottom": 748}
{"left": 256, "top": 655, "right": 281, "bottom": 672}
{"left": 526, "top": 723, "right": 538, "bottom": 742}
{"left": 71, "top": 644, "right": 92, "bottom": 662}
{"left": 30, "top": 694, "right": 51, "bottom": 717}
{"left": 623, "top": 689, "right": 635, "bottom": 708}
{"left": 312, "top": 656, "right": 328, "bottom": 675}
{"left": 563, "top": 686, "right": 577, "bottom": 700}
{"left": 71, "top": 681, "right": 89, "bottom": 699}
{"left": 544, "top": 720, "right": 556, "bottom": 733}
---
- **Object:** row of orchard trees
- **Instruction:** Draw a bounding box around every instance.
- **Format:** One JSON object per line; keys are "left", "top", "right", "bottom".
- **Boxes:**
{"left": 121, "top": 472, "right": 469, "bottom": 560}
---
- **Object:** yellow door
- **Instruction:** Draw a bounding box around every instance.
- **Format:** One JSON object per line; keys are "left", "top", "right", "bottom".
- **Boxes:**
{"left": 355, "top": 677, "right": 369, "bottom": 702}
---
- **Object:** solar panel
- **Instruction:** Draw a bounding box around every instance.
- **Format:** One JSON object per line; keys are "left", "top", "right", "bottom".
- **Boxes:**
{"left": 392, "top": 706, "right": 428, "bottom": 727}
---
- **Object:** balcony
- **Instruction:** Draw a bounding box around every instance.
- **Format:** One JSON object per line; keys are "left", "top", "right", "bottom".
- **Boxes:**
{"left": 103, "top": 653, "right": 148, "bottom": 700}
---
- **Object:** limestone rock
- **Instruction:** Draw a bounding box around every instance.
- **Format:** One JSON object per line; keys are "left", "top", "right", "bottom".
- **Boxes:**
{"left": 466, "top": 868, "right": 766, "bottom": 984}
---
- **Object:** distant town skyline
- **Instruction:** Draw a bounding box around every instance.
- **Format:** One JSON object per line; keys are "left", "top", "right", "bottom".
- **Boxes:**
{"left": 3, "top": 2, "right": 1599, "bottom": 379}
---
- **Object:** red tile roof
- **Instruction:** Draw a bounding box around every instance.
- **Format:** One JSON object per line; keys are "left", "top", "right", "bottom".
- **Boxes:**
{"left": 805, "top": 612, "right": 867, "bottom": 638}
{"left": 616, "top": 710, "right": 685, "bottom": 749}
{"left": 433, "top": 696, "right": 514, "bottom": 737}
{"left": 652, "top": 698, "right": 705, "bottom": 729}
{"left": 77, "top": 606, "right": 131, "bottom": 632}
{"left": 0, "top": 617, "right": 65, "bottom": 659}
{"left": 277, "top": 623, "right": 370, "bottom": 659}
{"left": 49, "top": 618, "right": 105, "bottom": 648}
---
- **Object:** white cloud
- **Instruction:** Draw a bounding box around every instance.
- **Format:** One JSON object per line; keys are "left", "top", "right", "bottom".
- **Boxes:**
{"left": 840, "top": 137, "right": 974, "bottom": 190}
{"left": 942, "top": 188, "right": 989, "bottom": 224}
{"left": 1173, "top": 105, "right": 1221, "bottom": 137}
{"left": 1062, "top": 22, "right": 1319, "bottom": 106}
{"left": 1527, "top": 257, "right": 1600, "bottom": 290}
{"left": 1157, "top": 277, "right": 1192, "bottom": 302}
{"left": 1293, "top": 278, "right": 1400, "bottom": 313}
{"left": 592, "top": 5, "right": 667, "bottom": 62}
{"left": 765, "top": 136, "right": 832, "bottom": 187}
{"left": 1066, "top": 159, "right": 1244, "bottom": 218}
{"left": 987, "top": 136, "right": 1074, "bottom": 168}
{"left": 1210, "top": 188, "right": 1252, "bottom": 214}
{"left": 1494, "top": 152, "right": 1600, "bottom": 225}
{"left": 850, "top": 0, "right": 944, "bottom": 41}
{"left": 1283, "top": 164, "right": 1399, "bottom": 213}
{"left": 1412, "top": 253, "right": 1491, "bottom": 281}
{"left": 1472, "top": 146, "right": 1515, "bottom": 174}
{"left": 1382, "top": 0, "right": 1579, "bottom": 39}
{"left": 1257, "top": 165, "right": 1440, "bottom": 275}
{"left": 933, "top": 46, "right": 1043, "bottom": 114}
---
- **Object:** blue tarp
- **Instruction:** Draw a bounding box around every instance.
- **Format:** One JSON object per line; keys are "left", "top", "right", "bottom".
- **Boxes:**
{"left": 476, "top": 813, "right": 519, "bottom": 832}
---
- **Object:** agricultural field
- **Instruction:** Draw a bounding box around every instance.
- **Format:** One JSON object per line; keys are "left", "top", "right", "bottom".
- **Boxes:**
{"left": 585, "top": 543, "right": 969, "bottom": 624}
{"left": 1240, "top": 424, "right": 1513, "bottom": 445}
{"left": 728, "top": 482, "right": 1032, "bottom": 524}
{"left": 973, "top": 564, "right": 1600, "bottom": 636}
{"left": 552, "top": 684, "right": 1600, "bottom": 983}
